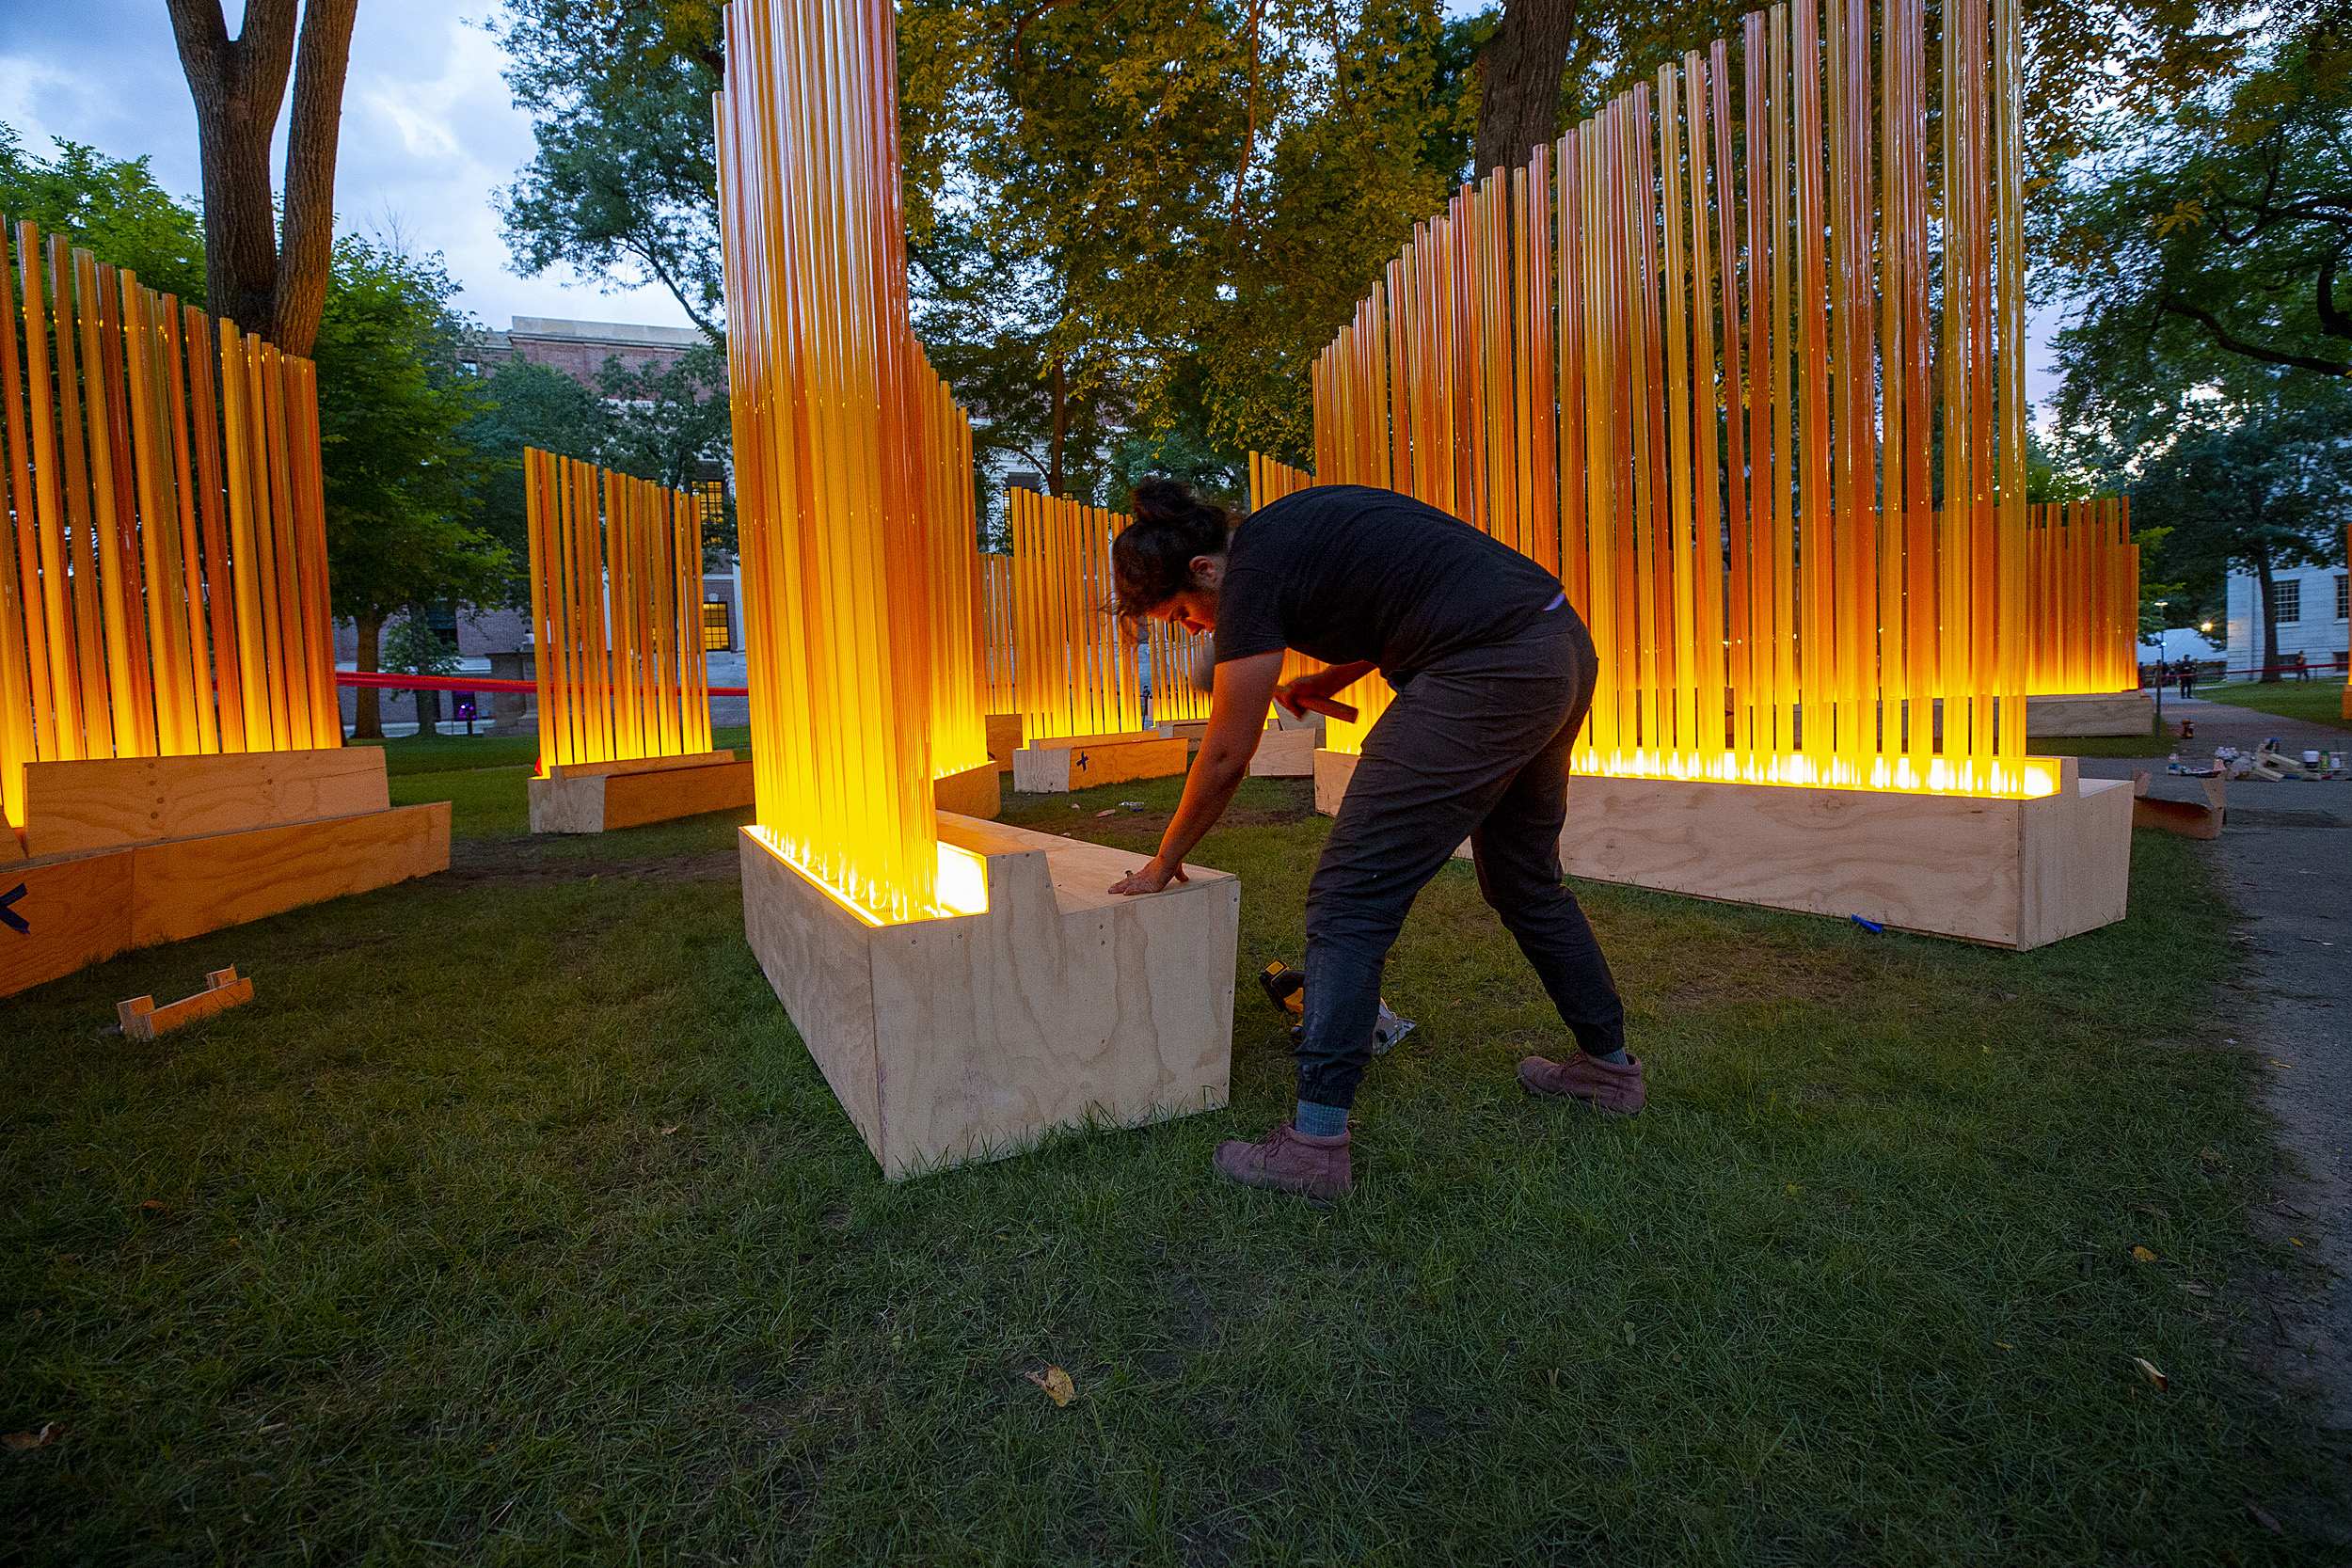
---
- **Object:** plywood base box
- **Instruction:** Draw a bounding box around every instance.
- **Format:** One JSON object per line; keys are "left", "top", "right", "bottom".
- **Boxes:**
{"left": 931, "top": 761, "right": 1002, "bottom": 819}
{"left": 1312, "top": 748, "right": 2131, "bottom": 950}
{"left": 2, "top": 749, "right": 450, "bottom": 999}
{"left": 739, "top": 811, "right": 1240, "bottom": 1179}
{"left": 1010, "top": 734, "right": 1189, "bottom": 793}
{"left": 2025, "top": 689, "right": 2154, "bottom": 737}
{"left": 1248, "top": 726, "right": 1320, "bottom": 778}
{"left": 528, "top": 751, "right": 755, "bottom": 833}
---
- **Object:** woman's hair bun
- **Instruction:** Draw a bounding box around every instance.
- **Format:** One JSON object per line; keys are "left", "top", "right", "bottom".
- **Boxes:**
{"left": 1112, "top": 478, "right": 1234, "bottom": 617}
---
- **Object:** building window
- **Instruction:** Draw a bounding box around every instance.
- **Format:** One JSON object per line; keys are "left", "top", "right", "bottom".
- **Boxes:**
{"left": 698, "top": 479, "right": 726, "bottom": 528}
{"left": 2337, "top": 573, "right": 2348, "bottom": 621}
{"left": 2269, "top": 579, "right": 2300, "bottom": 625}
{"left": 703, "top": 600, "right": 732, "bottom": 652}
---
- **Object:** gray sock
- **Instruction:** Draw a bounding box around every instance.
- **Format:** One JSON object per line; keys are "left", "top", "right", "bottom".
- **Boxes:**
{"left": 1295, "top": 1100, "right": 1349, "bottom": 1137}
{"left": 1585, "top": 1046, "right": 1629, "bottom": 1066}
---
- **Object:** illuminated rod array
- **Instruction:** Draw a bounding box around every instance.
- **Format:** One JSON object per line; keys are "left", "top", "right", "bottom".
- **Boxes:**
{"left": 2023, "top": 499, "right": 2137, "bottom": 695}
{"left": 522, "top": 449, "right": 713, "bottom": 774}
{"left": 980, "top": 552, "right": 1017, "bottom": 717}
{"left": 1007, "top": 486, "right": 1142, "bottom": 740}
{"left": 1145, "top": 614, "right": 1213, "bottom": 724}
{"left": 1312, "top": 0, "right": 2044, "bottom": 799}
{"left": 716, "top": 0, "right": 986, "bottom": 922}
{"left": 0, "top": 217, "right": 338, "bottom": 833}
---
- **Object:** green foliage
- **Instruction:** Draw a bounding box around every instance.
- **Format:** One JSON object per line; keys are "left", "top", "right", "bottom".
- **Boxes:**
{"left": 0, "top": 125, "right": 206, "bottom": 305}
{"left": 312, "top": 238, "right": 511, "bottom": 626}
{"left": 2048, "top": 24, "right": 2352, "bottom": 414}
{"left": 595, "top": 345, "right": 735, "bottom": 562}
{"left": 459, "top": 358, "right": 615, "bottom": 591}
{"left": 381, "top": 610, "right": 462, "bottom": 678}
{"left": 496, "top": 0, "right": 726, "bottom": 340}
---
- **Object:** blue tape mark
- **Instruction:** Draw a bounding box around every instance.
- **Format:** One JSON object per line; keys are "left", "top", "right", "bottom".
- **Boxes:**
{"left": 1849, "top": 915, "right": 1884, "bottom": 934}
{"left": 1, "top": 882, "right": 26, "bottom": 935}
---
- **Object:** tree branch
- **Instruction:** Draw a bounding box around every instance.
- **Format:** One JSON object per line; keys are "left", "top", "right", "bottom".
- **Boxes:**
{"left": 2319, "top": 248, "right": 2352, "bottom": 342}
{"left": 1228, "top": 0, "right": 1263, "bottom": 233}
{"left": 2160, "top": 295, "right": 2352, "bottom": 374}
{"left": 273, "top": 0, "right": 359, "bottom": 357}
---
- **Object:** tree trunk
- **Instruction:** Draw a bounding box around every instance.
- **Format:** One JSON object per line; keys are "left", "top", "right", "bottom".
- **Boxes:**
{"left": 2254, "top": 550, "right": 2280, "bottom": 681}
{"left": 165, "top": 0, "right": 358, "bottom": 356}
{"left": 1047, "top": 356, "right": 1070, "bottom": 498}
{"left": 353, "top": 610, "right": 385, "bottom": 738}
{"left": 1474, "top": 0, "right": 1581, "bottom": 178}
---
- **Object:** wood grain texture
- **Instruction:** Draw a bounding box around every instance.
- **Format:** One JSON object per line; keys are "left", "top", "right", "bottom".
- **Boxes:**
{"left": 739, "top": 811, "right": 1239, "bottom": 1180}
{"left": 2128, "top": 771, "right": 2225, "bottom": 840}
{"left": 24, "top": 747, "right": 389, "bottom": 857}
{"left": 119, "top": 966, "right": 253, "bottom": 1041}
{"left": 548, "top": 750, "right": 737, "bottom": 781}
{"left": 984, "top": 713, "right": 1024, "bottom": 763}
{"left": 129, "top": 801, "right": 451, "bottom": 947}
{"left": 1010, "top": 736, "right": 1188, "bottom": 794}
{"left": 602, "top": 760, "right": 755, "bottom": 831}
{"left": 1313, "top": 746, "right": 2129, "bottom": 949}
{"left": 1248, "top": 727, "right": 1320, "bottom": 778}
{"left": 0, "top": 845, "right": 134, "bottom": 997}
{"left": 2024, "top": 690, "right": 2154, "bottom": 738}
{"left": 931, "top": 761, "right": 1002, "bottom": 819}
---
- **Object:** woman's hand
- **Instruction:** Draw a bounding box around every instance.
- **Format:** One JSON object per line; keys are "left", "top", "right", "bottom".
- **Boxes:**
{"left": 1273, "top": 660, "right": 1374, "bottom": 722}
{"left": 1107, "top": 856, "right": 1191, "bottom": 896}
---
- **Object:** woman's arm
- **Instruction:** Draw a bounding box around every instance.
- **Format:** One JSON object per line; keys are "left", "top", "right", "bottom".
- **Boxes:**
{"left": 1274, "top": 659, "right": 1376, "bottom": 721}
{"left": 1106, "top": 649, "right": 1283, "bottom": 895}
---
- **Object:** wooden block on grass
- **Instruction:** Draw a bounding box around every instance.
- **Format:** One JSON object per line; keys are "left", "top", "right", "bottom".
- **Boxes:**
{"left": 739, "top": 811, "right": 1239, "bottom": 1179}
{"left": 529, "top": 754, "right": 755, "bottom": 832}
{"left": 931, "top": 761, "right": 1002, "bottom": 819}
{"left": 1248, "top": 726, "right": 1319, "bottom": 778}
{"left": 119, "top": 966, "right": 254, "bottom": 1042}
{"left": 1011, "top": 736, "right": 1188, "bottom": 794}
{"left": 2130, "top": 771, "right": 2225, "bottom": 840}
{"left": 2024, "top": 689, "right": 2155, "bottom": 738}
{"left": 2, "top": 801, "right": 450, "bottom": 1000}
{"left": 1312, "top": 747, "right": 2131, "bottom": 950}
{"left": 24, "top": 748, "right": 390, "bottom": 858}
{"left": 547, "top": 750, "right": 738, "bottom": 781}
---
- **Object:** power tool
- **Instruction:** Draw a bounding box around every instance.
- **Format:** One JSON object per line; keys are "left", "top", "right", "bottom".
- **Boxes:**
{"left": 1258, "top": 959, "right": 1417, "bottom": 1054}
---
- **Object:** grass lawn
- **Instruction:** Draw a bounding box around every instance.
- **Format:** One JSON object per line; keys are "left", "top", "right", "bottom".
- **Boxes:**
{"left": 2028, "top": 716, "right": 2177, "bottom": 758}
{"left": 2197, "top": 679, "right": 2351, "bottom": 732}
{"left": 344, "top": 725, "right": 756, "bottom": 777}
{"left": 2, "top": 764, "right": 2342, "bottom": 1562}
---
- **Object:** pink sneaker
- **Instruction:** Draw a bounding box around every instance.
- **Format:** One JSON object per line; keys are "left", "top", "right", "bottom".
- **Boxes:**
{"left": 1212, "top": 1122, "right": 1352, "bottom": 1199}
{"left": 1518, "top": 1052, "right": 1645, "bottom": 1115}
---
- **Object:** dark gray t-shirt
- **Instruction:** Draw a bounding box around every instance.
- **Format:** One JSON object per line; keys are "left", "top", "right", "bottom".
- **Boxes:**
{"left": 1214, "top": 484, "right": 1565, "bottom": 687}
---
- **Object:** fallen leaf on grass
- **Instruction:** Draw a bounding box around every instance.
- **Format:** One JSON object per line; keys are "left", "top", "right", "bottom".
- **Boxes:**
{"left": 660, "top": 1126, "right": 679, "bottom": 1136}
{"left": 2176, "top": 1280, "right": 2213, "bottom": 1298}
{"left": 3, "top": 1423, "right": 59, "bottom": 1450}
{"left": 2132, "top": 1356, "right": 2169, "bottom": 1391}
{"left": 2247, "top": 1503, "right": 2282, "bottom": 1533}
{"left": 137, "top": 1200, "right": 169, "bottom": 1214}
{"left": 1095, "top": 809, "right": 1117, "bottom": 817}
{"left": 2132, "top": 1245, "right": 2157, "bottom": 1262}
{"left": 1025, "top": 1367, "right": 1076, "bottom": 1406}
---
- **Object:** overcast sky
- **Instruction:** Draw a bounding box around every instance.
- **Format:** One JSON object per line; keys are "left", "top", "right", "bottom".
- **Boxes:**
{"left": 0, "top": 0, "right": 696, "bottom": 333}
{"left": 0, "top": 0, "right": 2064, "bottom": 406}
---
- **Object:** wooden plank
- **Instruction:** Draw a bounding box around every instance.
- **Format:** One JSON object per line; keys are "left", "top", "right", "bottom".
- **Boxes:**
{"left": 1248, "top": 727, "right": 1319, "bottom": 778}
{"left": 2024, "top": 690, "right": 2153, "bottom": 738}
{"left": 128, "top": 801, "right": 450, "bottom": 948}
{"left": 931, "top": 761, "right": 1002, "bottom": 820}
{"left": 1313, "top": 746, "right": 2129, "bottom": 950}
{"left": 740, "top": 813, "right": 1239, "bottom": 1180}
{"left": 24, "top": 747, "right": 389, "bottom": 857}
{"left": 984, "top": 712, "right": 1023, "bottom": 764}
{"left": 119, "top": 965, "right": 253, "bottom": 1042}
{"left": 525, "top": 774, "right": 606, "bottom": 834}
{"left": 548, "top": 749, "right": 738, "bottom": 782}
{"left": 0, "top": 845, "right": 135, "bottom": 997}
{"left": 1010, "top": 736, "right": 1188, "bottom": 794}
{"left": 601, "top": 759, "right": 755, "bottom": 830}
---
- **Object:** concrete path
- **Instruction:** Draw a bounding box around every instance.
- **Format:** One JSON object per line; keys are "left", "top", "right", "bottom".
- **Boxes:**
{"left": 2075, "top": 694, "right": 2351, "bottom": 1428}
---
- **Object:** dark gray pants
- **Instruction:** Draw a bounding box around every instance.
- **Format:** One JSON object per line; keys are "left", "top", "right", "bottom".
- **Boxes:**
{"left": 1298, "top": 611, "right": 1626, "bottom": 1110}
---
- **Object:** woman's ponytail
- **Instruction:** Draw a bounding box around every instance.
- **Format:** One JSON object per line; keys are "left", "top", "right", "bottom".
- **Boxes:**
{"left": 1112, "top": 478, "right": 1234, "bottom": 616}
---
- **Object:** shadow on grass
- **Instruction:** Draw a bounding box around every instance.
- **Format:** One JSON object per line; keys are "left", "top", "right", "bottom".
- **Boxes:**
{"left": 1, "top": 770, "right": 2342, "bottom": 1562}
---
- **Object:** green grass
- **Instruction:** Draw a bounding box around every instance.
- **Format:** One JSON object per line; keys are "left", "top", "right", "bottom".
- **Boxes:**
{"left": 2027, "top": 715, "right": 2176, "bottom": 757}
{"left": 348, "top": 724, "right": 755, "bottom": 779}
{"left": 2, "top": 765, "right": 2341, "bottom": 1562}
{"left": 2197, "top": 679, "right": 2351, "bottom": 732}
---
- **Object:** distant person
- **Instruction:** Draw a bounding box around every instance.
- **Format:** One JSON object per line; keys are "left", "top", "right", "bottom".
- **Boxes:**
{"left": 2292, "top": 651, "right": 2311, "bottom": 682}
{"left": 2177, "top": 657, "right": 2196, "bottom": 698}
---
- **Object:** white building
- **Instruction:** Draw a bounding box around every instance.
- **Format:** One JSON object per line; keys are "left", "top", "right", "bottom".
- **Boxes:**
{"left": 2224, "top": 562, "right": 2349, "bottom": 679}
